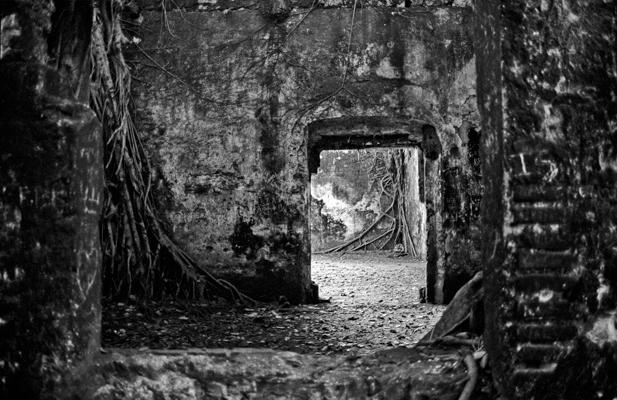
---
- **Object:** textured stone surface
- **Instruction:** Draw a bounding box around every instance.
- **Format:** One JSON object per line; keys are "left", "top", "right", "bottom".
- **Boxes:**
{"left": 68, "top": 347, "right": 468, "bottom": 400}
{"left": 440, "top": 125, "right": 482, "bottom": 302}
{"left": 476, "top": 0, "right": 617, "bottom": 398}
{"left": 102, "top": 254, "right": 443, "bottom": 355}
{"left": 131, "top": 5, "right": 478, "bottom": 303}
{"left": 0, "top": 1, "right": 102, "bottom": 398}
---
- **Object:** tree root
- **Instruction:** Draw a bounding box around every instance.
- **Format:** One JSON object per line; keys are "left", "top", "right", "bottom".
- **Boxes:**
{"left": 458, "top": 354, "right": 478, "bottom": 400}
{"left": 427, "top": 335, "right": 481, "bottom": 347}
{"left": 91, "top": 0, "right": 255, "bottom": 305}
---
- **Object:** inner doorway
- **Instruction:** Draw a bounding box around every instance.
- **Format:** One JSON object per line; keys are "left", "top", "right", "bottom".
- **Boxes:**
{"left": 308, "top": 146, "right": 442, "bottom": 348}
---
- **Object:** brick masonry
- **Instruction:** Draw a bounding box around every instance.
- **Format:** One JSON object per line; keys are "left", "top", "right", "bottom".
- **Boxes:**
{"left": 476, "top": 0, "right": 617, "bottom": 398}
{"left": 130, "top": 4, "right": 480, "bottom": 303}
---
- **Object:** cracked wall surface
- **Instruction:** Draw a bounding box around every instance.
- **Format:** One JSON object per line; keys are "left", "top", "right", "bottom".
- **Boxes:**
{"left": 66, "top": 347, "right": 469, "bottom": 400}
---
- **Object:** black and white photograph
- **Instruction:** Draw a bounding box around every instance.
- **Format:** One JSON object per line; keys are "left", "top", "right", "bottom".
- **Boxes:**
{"left": 1, "top": 0, "right": 616, "bottom": 398}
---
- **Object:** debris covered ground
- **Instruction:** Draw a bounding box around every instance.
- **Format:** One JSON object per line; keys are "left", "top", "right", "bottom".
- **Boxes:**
{"left": 103, "top": 252, "right": 444, "bottom": 355}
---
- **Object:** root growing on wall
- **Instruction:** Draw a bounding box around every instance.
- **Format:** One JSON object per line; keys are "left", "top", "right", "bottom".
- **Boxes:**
{"left": 320, "top": 150, "right": 419, "bottom": 256}
{"left": 90, "top": 0, "right": 254, "bottom": 304}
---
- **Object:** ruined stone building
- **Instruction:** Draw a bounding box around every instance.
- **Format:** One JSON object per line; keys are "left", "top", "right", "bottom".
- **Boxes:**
{"left": 1, "top": 0, "right": 616, "bottom": 399}
{"left": 127, "top": 0, "right": 481, "bottom": 306}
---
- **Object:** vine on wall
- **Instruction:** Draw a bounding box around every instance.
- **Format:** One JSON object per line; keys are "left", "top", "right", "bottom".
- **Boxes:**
{"left": 90, "top": 0, "right": 254, "bottom": 303}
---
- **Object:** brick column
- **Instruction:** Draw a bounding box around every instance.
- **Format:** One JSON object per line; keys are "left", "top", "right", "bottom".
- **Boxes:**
{"left": 476, "top": 1, "right": 617, "bottom": 398}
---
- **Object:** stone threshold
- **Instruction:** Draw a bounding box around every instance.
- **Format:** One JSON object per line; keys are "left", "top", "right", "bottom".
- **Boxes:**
{"left": 66, "top": 346, "right": 470, "bottom": 399}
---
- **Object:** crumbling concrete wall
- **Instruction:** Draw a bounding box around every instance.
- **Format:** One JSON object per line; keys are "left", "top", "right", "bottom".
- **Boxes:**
{"left": 476, "top": 0, "right": 617, "bottom": 398}
{"left": 130, "top": 1, "right": 478, "bottom": 302}
{"left": 0, "top": 1, "right": 103, "bottom": 397}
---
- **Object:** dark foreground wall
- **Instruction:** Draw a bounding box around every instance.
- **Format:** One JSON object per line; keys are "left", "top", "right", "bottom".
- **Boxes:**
{"left": 477, "top": 0, "right": 617, "bottom": 398}
{"left": 0, "top": 1, "right": 102, "bottom": 397}
{"left": 131, "top": 1, "right": 478, "bottom": 302}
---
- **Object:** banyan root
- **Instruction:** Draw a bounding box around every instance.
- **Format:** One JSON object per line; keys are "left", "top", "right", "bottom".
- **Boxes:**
{"left": 91, "top": 0, "right": 255, "bottom": 304}
{"left": 318, "top": 150, "right": 419, "bottom": 255}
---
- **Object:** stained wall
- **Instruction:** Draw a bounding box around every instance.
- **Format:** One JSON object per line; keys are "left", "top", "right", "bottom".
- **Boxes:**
{"left": 0, "top": 1, "right": 103, "bottom": 397}
{"left": 477, "top": 0, "right": 617, "bottom": 397}
{"left": 130, "top": 1, "right": 478, "bottom": 302}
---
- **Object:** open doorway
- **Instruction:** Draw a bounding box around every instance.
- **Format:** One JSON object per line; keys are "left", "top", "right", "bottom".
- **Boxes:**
{"left": 308, "top": 145, "right": 443, "bottom": 347}
{"left": 310, "top": 147, "right": 426, "bottom": 297}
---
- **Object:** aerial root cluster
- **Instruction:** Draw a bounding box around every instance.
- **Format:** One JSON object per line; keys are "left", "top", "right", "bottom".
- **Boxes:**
{"left": 91, "top": 0, "right": 254, "bottom": 304}
{"left": 320, "top": 150, "right": 419, "bottom": 256}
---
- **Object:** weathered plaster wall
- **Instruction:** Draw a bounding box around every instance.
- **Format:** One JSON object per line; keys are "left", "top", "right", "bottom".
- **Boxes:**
{"left": 311, "top": 150, "right": 380, "bottom": 250}
{"left": 0, "top": 1, "right": 103, "bottom": 397}
{"left": 440, "top": 124, "right": 483, "bottom": 302}
{"left": 477, "top": 0, "right": 617, "bottom": 398}
{"left": 130, "top": 2, "right": 478, "bottom": 302}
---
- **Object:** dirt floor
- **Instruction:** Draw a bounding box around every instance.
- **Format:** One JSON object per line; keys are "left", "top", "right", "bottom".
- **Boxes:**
{"left": 103, "top": 252, "right": 444, "bottom": 356}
